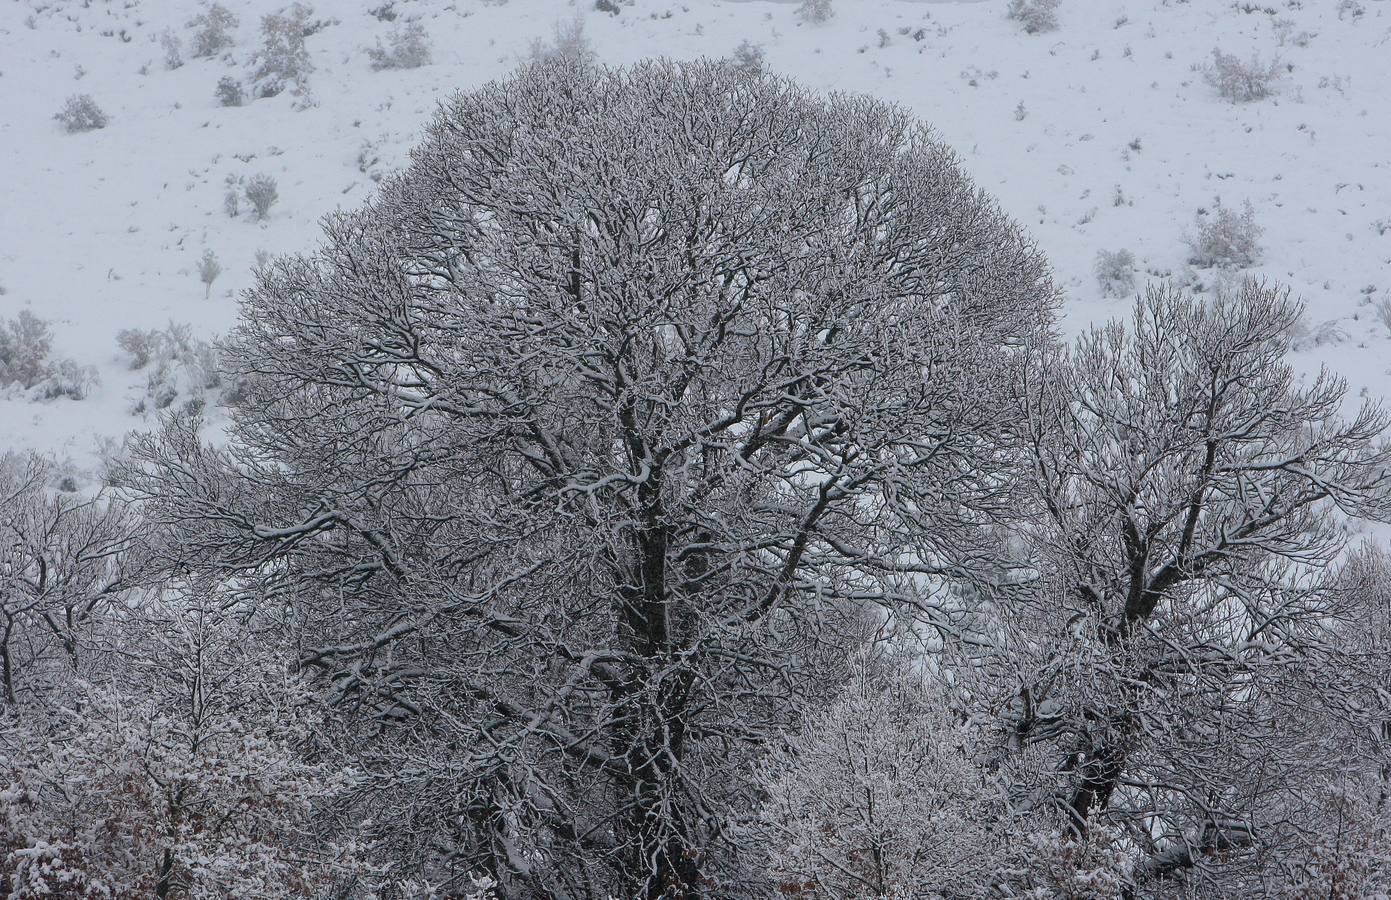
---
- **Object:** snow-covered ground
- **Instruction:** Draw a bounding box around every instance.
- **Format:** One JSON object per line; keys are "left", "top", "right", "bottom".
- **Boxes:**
{"left": 2, "top": 0, "right": 1389, "bottom": 481}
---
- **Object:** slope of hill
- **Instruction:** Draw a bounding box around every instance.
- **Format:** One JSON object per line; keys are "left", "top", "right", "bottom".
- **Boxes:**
{"left": 1, "top": 0, "right": 1388, "bottom": 481}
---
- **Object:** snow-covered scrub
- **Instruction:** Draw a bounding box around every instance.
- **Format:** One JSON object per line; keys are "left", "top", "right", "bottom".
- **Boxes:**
{"left": 796, "top": 0, "right": 834, "bottom": 26}
{"left": 215, "top": 75, "right": 245, "bottom": 107}
{"left": 52, "top": 94, "right": 107, "bottom": 133}
{"left": 1204, "top": 47, "right": 1283, "bottom": 103}
{"left": 251, "top": 3, "right": 316, "bottom": 99}
{"left": 1006, "top": 0, "right": 1061, "bottom": 35}
{"left": 1187, "top": 200, "right": 1263, "bottom": 269}
{"left": 121, "top": 59, "right": 1054, "bottom": 897}
{"left": 0, "top": 312, "right": 97, "bottom": 402}
{"left": 244, "top": 173, "right": 280, "bottom": 220}
{"left": 1093, "top": 248, "right": 1136, "bottom": 298}
{"left": 367, "top": 21, "right": 431, "bottom": 71}
{"left": 188, "top": 3, "right": 239, "bottom": 59}
{"left": 529, "top": 15, "right": 595, "bottom": 65}
{"left": 197, "top": 248, "right": 222, "bottom": 299}
{"left": 726, "top": 39, "right": 766, "bottom": 77}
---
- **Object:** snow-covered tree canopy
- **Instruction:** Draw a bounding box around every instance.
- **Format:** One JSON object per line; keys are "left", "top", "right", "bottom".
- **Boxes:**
{"left": 124, "top": 58, "right": 1055, "bottom": 897}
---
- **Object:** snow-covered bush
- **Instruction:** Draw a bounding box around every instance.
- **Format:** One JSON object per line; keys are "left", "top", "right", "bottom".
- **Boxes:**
{"left": 1204, "top": 48, "right": 1282, "bottom": 102}
{"left": 189, "top": 2, "right": 238, "bottom": 58}
{"left": 31, "top": 358, "right": 98, "bottom": 401}
{"left": 1187, "top": 201, "right": 1263, "bottom": 268}
{"left": 727, "top": 39, "right": 765, "bottom": 76}
{"left": 53, "top": 94, "right": 107, "bottom": 133}
{"left": 244, "top": 173, "right": 279, "bottom": 219}
{"left": 1007, "top": 0, "right": 1061, "bottom": 34}
{"left": 367, "top": 21, "right": 431, "bottom": 70}
{"left": 0, "top": 312, "right": 95, "bottom": 401}
{"left": 754, "top": 661, "right": 1006, "bottom": 897}
{"left": 796, "top": 0, "right": 834, "bottom": 25}
{"left": 160, "top": 30, "right": 184, "bottom": 70}
{"left": 1095, "top": 248, "right": 1137, "bottom": 297}
{"left": 0, "top": 311, "right": 53, "bottom": 389}
{"left": 215, "top": 75, "right": 244, "bottom": 107}
{"left": 197, "top": 248, "right": 222, "bottom": 298}
{"left": 529, "top": 15, "right": 595, "bottom": 64}
{"left": 252, "top": 3, "right": 315, "bottom": 98}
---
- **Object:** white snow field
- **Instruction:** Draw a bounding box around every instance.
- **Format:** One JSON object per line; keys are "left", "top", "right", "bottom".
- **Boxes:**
{"left": 1, "top": 0, "right": 1388, "bottom": 480}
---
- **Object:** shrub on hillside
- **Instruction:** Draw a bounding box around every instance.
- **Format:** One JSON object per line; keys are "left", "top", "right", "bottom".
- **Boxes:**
{"left": 1095, "top": 249, "right": 1137, "bottom": 297}
{"left": 367, "top": 21, "right": 431, "bottom": 70}
{"left": 197, "top": 249, "right": 222, "bottom": 299}
{"left": 189, "top": 3, "right": 238, "bottom": 58}
{"left": 529, "top": 16, "right": 595, "bottom": 64}
{"left": 0, "top": 311, "right": 97, "bottom": 400}
{"left": 1007, "top": 0, "right": 1060, "bottom": 34}
{"left": 727, "top": 40, "right": 766, "bottom": 76}
{"left": 244, "top": 174, "right": 279, "bottom": 220}
{"left": 1188, "top": 201, "right": 1263, "bottom": 269}
{"left": 0, "top": 311, "right": 53, "bottom": 389}
{"left": 252, "top": 3, "right": 314, "bottom": 97}
{"left": 160, "top": 30, "right": 184, "bottom": 70}
{"left": 1203, "top": 48, "right": 1281, "bottom": 102}
{"left": 215, "top": 75, "right": 245, "bottom": 107}
{"left": 32, "top": 358, "right": 99, "bottom": 401}
{"left": 796, "top": 0, "right": 834, "bottom": 24}
{"left": 54, "top": 94, "right": 108, "bottom": 133}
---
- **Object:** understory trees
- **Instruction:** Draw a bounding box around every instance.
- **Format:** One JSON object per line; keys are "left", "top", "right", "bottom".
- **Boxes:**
{"left": 123, "top": 59, "right": 1055, "bottom": 897}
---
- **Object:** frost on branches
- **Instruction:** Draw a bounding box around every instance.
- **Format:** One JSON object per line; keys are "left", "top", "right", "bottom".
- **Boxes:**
{"left": 0, "top": 596, "right": 363, "bottom": 898}
{"left": 123, "top": 58, "right": 1054, "bottom": 897}
{"left": 753, "top": 659, "right": 1005, "bottom": 898}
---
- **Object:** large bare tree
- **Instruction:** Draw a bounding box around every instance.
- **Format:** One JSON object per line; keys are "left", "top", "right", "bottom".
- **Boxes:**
{"left": 124, "top": 59, "right": 1054, "bottom": 897}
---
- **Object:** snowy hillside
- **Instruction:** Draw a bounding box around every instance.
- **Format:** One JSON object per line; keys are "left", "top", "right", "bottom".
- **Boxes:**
{"left": 1, "top": 0, "right": 1389, "bottom": 478}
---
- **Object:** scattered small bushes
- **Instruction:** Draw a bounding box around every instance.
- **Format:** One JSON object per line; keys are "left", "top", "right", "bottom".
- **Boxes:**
{"left": 1095, "top": 249, "right": 1137, "bottom": 297}
{"left": 1007, "top": 0, "right": 1060, "bottom": 34}
{"left": 189, "top": 3, "right": 238, "bottom": 58}
{"left": 1203, "top": 48, "right": 1282, "bottom": 102}
{"left": 244, "top": 174, "right": 279, "bottom": 220}
{"left": 796, "top": 0, "right": 834, "bottom": 25}
{"left": 116, "top": 323, "right": 225, "bottom": 416}
{"left": 367, "top": 21, "right": 431, "bottom": 70}
{"left": 215, "top": 76, "right": 245, "bottom": 107}
{"left": 54, "top": 94, "right": 108, "bottom": 133}
{"left": 1187, "top": 201, "right": 1263, "bottom": 269}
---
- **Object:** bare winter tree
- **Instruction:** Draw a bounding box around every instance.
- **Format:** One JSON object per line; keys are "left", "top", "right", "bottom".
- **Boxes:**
{"left": 0, "top": 454, "right": 138, "bottom": 706}
{"left": 123, "top": 59, "right": 1055, "bottom": 897}
{"left": 993, "top": 281, "right": 1391, "bottom": 896}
